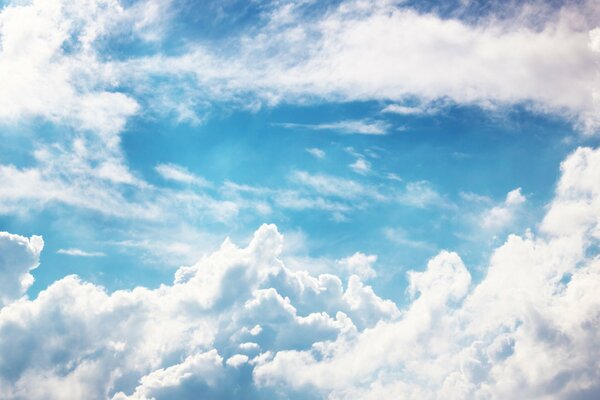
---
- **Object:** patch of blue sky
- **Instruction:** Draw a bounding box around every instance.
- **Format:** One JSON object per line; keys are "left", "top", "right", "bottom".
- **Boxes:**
{"left": 4, "top": 94, "right": 595, "bottom": 305}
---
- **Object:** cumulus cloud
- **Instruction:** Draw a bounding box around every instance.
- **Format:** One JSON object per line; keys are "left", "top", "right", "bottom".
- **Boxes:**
{"left": 481, "top": 187, "right": 526, "bottom": 231}
{"left": 0, "top": 232, "right": 43, "bottom": 306}
{"left": 1, "top": 146, "right": 599, "bottom": 399}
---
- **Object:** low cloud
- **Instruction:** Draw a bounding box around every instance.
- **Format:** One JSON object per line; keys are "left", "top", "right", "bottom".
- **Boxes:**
{"left": 1, "top": 146, "right": 600, "bottom": 399}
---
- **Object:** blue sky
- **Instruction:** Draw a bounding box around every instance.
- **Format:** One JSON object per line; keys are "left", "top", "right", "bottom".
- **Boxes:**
{"left": 1, "top": 0, "right": 600, "bottom": 399}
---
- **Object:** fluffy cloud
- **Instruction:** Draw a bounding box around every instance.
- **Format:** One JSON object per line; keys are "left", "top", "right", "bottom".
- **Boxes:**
{"left": 0, "top": 223, "right": 394, "bottom": 399}
{"left": 0, "top": 146, "right": 599, "bottom": 399}
{"left": 0, "top": 232, "right": 43, "bottom": 306}
{"left": 481, "top": 187, "right": 527, "bottom": 231}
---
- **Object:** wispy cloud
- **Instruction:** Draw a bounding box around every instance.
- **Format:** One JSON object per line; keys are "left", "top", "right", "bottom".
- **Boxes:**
{"left": 57, "top": 248, "right": 106, "bottom": 257}
{"left": 384, "top": 227, "right": 434, "bottom": 250}
{"left": 291, "top": 170, "right": 382, "bottom": 200}
{"left": 306, "top": 148, "right": 326, "bottom": 159}
{"left": 349, "top": 158, "right": 371, "bottom": 175}
{"left": 275, "top": 120, "right": 389, "bottom": 135}
{"left": 397, "top": 181, "right": 450, "bottom": 208}
{"left": 155, "top": 163, "right": 211, "bottom": 187}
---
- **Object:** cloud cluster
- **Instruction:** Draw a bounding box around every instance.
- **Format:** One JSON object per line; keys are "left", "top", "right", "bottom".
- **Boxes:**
{"left": 1, "top": 145, "right": 600, "bottom": 399}
{"left": 6, "top": 0, "right": 595, "bottom": 135}
{"left": 119, "top": 0, "right": 600, "bottom": 133}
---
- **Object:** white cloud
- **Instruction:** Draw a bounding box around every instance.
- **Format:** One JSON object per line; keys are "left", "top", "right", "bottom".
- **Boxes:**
{"left": 336, "top": 252, "right": 377, "bottom": 280}
{"left": 382, "top": 101, "right": 444, "bottom": 116}
{"left": 397, "top": 181, "right": 448, "bottom": 208}
{"left": 0, "top": 232, "right": 43, "bottom": 306}
{"left": 119, "top": 0, "right": 600, "bottom": 133}
{"left": 57, "top": 248, "right": 106, "bottom": 257}
{"left": 0, "top": 0, "right": 146, "bottom": 145}
{"left": 2, "top": 147, "right": 600, "bottom": 399}
{"left": 155, "top": 163, "right": 211, "bottom": 187}
{"left": 291, "top": 170, "right": 381, "bottom": 200}
{"left": 276, "top": 120, "right": 389, "bottom": 135}
{"left": 481, "top": 187, "right": 527, "bottom": 231}
{"left": 305, "top": 148, "right": 326, "bottom": 159}
{"left": 349, "top": 158, "right": 371, "bottom": 175}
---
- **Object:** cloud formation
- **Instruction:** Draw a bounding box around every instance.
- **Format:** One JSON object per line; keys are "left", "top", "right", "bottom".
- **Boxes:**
{"left": 1, "top": 146, "right": 600, "bottom": 399}
{"left": 0, "top": 232, "right": 43, "bottom": 306}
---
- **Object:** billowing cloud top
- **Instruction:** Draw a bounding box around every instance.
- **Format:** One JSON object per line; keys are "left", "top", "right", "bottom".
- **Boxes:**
{"left": 1, "top": 145, "right": 600, "bottom": 399}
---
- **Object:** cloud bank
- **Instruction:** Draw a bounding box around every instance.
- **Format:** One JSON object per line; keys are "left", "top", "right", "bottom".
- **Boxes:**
{"left": 1, "top": 145, "right": 600, "bottom": 399}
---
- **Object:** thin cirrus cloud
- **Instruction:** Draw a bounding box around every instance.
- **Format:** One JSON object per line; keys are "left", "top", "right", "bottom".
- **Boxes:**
{"left": 155, "top": 163, "right": 211, "bottom": 187}
{"left": 1, "top": 146, "right": 600, "bottom": 398}
{"left": 57, "top": 248, "right": 106, "bottom": 257}
{"left": 274, "top": 120, "right": 390, "bottom": 135}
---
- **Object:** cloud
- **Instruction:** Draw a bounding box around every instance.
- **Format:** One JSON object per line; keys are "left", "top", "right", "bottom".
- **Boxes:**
{"left": 291, "top": 170, "right": 384, "bottom": 201}
{"left": 336, "top": 252, "right": 377, "bottom": 280}
{"left": 275, "top": 120, "right": 389, "bottom": 135}
{"left": 349, "top": 158, "right": 371, "bottom": 175}
{"left": 305, "top": 148, "right": 326, "bottom": 159}
{"left": 155, "top": 163, "right": 211, "bottom": 187}
{"left": 252, "top": 148, "right": 600, "bottom": 399}
{"left": 1, "top": 146, "right": 600, "bottom": 398}
{"left": 0, "top": 223, "right": 396, "bottom": 398}
{"left": 57, "top": 248, "right": 106, "bottom": 257}
{"left": 481, "top": 187, "right": 526, "bottom": 231}
{"left": 397, "top": 181, "right": 449, "bottom": 208}
{"left": 0, "top": 0, "right": 148, "bottom": 145}
{"left": 384, "top": 227, "right": 433, "bottom": 250}
{"left": 118, "top": 0, "right": 600, "bottom": 133}
{"left": 0, "top": 232, "right": 43, "bottom": 306}
{"left": 2, "top": 0, "right": 600, "bottom": 139}
{"left": 381, "top": 101, "right": 444, "bottom": 116}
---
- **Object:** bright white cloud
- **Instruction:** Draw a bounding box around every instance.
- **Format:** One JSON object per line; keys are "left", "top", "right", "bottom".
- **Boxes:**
{"left": 481, "top": 187, "right": 526, "bottom": 231}
{"left": 1, "top": 146, "right": 599, "bottom": 398}
{"left": 336, "top": 252, "right": 377, "bottom": 280}
{"left": 0, "top": 232, "right": 43, "bottom": 306}
{"left": 119, "top": 0, "right": 600, "bottom": 133}
{"left": 57, "top": 248, "right": 106, "bottom": 257}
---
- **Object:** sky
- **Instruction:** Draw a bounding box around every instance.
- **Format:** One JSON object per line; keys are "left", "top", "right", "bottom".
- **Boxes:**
{"left": 1, "top": 0, "right": 600, "bottom": 399}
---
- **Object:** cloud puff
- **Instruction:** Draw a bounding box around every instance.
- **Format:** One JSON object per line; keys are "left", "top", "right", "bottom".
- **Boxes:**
{"left": 1, "top": 146, "right": 600, "bottom": 399}
{"left": 0, "top": 232, "right": 43, "bottom": 306}
{"left": 481, "top": 187, "right": 527, "bottom": 231}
